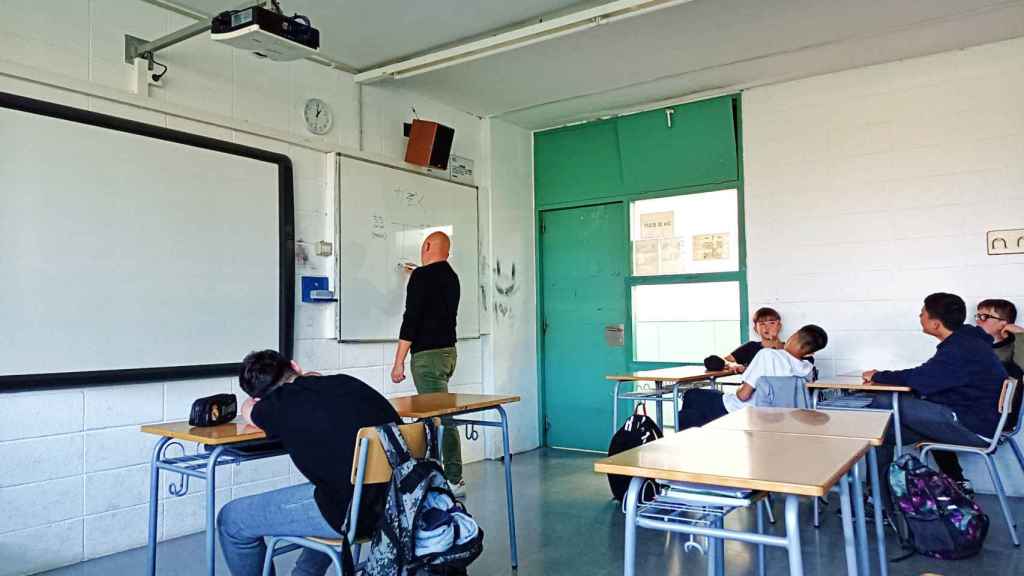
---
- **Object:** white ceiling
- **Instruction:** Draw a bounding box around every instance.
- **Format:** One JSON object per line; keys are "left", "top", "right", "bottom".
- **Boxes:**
{"left": 165, "top": 0, "right": 1024, "bottom": 129}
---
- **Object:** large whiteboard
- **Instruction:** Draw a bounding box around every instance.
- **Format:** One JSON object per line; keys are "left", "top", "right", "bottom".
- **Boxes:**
{"left": 338, "top": 155, "right": 479, "bottom": 341}
{"left": 0, "top": 93, "right": 291, "bottom": 389}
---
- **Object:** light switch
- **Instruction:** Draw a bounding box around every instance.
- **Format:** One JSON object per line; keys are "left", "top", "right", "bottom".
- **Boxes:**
{"left": 987, "top": 229, "right": 1024, "bottom": 255}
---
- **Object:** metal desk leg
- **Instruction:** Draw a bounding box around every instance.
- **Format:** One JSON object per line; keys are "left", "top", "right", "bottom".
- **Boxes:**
{"left": 892, "top": 393, "right": 903, "bottom": 457}
{"left": 623, "top": 477, "right": 643, "bottom": 576}
{"left": 838, "top": 473, "right": 860, "bottom": 576}
{"left": 673, "top": 381, "right": 681, "bottom": 432}
{"left": 206, "top": 446, "right": 226, "bottom": 576}
{"left": 784, "top": 495, "right": 804, "bottom": 576}
{"left": 714, "top": 516, "right": 725, "bottom": 576}
{"left": 613, "top": 380, "right": 622, "bottom": 433}
{"left": 496, "top": 406, "right": 518, "bottom": 569}
{"left": 756, "top": 500, "right": 766, "bottom": 576}
{"left": 867, "top": 448, "right": 888, "bottom": 576}
{"left": 146, "top": 436, "right": 171, "bottom": 576}
{"left": 852, "top": 461, "right": 870, "bottom": 576}
{"left": 654, "top": 380, "right": 664, "bottom": 429}
{"left": 706, "top": 533, "right": 717, "bottom": 576}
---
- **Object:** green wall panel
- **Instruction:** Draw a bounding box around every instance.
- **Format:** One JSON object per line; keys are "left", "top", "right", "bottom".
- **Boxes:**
{"left": 534, "top": 119, "right": 623, "bottom": 207}
{"left": 616, "top": 96, "right": 738, "bottom": 193}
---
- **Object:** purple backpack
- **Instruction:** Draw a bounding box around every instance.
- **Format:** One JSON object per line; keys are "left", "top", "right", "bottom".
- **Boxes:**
{"left": 889, "top": 453, "right": 989, "bottom": 559}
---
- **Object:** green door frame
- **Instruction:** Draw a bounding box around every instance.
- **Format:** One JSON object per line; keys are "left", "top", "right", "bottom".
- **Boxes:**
{"left": 534, "top": 95, "right": 746, "bottom": 447}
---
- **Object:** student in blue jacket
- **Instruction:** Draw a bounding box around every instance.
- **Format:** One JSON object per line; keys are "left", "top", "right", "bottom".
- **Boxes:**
{"left": 862, "top": 292, "right": 1007, "bottom": 504}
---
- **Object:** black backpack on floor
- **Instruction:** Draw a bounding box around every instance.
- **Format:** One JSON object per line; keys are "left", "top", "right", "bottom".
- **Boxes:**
{"left": 607, "top": 404, "right": 663, "bottom": 502}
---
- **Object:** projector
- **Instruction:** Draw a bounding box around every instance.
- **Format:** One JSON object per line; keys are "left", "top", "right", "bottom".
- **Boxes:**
{"left": 211, "top": 5, "right": 319, "bottom": 61}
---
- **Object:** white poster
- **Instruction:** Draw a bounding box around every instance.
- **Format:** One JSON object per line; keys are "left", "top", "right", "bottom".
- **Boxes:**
{"left": 640, "top": 211, "right": 674, "bottom": 239}
{"left": 693, "top": 233, "right": 730, "bottom": 261}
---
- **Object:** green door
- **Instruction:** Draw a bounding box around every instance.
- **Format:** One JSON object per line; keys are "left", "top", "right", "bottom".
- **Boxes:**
{"left": 541, "top": 203, "right": 629, "bottom": 451}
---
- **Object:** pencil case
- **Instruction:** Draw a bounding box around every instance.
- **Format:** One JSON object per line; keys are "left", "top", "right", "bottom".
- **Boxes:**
{"left": 188, "top": 393, "right": 237, "bottom": 427}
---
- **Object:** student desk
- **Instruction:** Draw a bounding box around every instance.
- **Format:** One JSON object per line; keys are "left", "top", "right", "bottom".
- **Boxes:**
{"left": 706, "top": 407, "right": 892, "bottom": 576}
{"left": 141, "top": 421, "right": 284, "bottom": 576}
{"left": 595, "top": 428, "right": 870, "bottom": 576}
{"left": 390, "top": 392, "right": 521, "bottom": 570}
{"left": 606, "top": 367, "right": 734, "bottom": 432}
{"left": 142, "top": 393, "right": 520, "bottom": 576}
{"left": 808, "top": 382, "right": 912, "bottom": 456}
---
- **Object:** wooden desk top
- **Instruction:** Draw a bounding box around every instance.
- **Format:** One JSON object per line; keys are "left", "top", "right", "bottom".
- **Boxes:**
{"left": 391, "top": 392, "right": 520, "bottom": 419}
{"left": 607, "top": 366, "right": 734, "bottom": 383}
{"left": 808, "top": 381, "right": 912, "bottom": 393}
{"left": 141, "top": 421, "right": 267, "bottom": 445}
{"left": 593, "top": 428, "right": 868, "bottom": 497}
{"left": 705, "top": 407, "right": 891, "bottom": 446}
{"left": 142, "top": 393, "right": 519, "bottom": 443}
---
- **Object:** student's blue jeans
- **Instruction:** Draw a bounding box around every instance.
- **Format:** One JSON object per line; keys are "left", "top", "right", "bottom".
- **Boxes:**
{"left": 868, "top": 394, "right": 989, "bottom": 509}
{"left": 217, "top": 482, "right": 342, "bottom": 576}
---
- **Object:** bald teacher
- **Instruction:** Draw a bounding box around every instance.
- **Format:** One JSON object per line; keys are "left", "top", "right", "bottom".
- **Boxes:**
{"left": 390, "top": 230, "right": 465, "bottom": 495}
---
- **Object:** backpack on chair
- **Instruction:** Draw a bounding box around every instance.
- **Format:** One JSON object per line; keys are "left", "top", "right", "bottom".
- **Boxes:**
{"left": 362, "top": 423, "right": 484, "bottom": 576}
{"left": 889, "top": 453, "right": 989, "bottom": 560}
{"left": 607, "top": 403, "right": 663, "bottom": 502}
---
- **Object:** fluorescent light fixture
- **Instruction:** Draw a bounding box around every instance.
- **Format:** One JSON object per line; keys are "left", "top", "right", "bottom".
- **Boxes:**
{"left": 354, "top": 0, "right": 697, "bottom": 83}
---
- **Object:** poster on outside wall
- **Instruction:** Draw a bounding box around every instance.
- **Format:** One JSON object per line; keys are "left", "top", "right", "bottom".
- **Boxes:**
{"left": 640, "top": 211, "right": 674, "bottom": 239}
{"left": 693, "top": 233, "right": 729, "bottom": 261}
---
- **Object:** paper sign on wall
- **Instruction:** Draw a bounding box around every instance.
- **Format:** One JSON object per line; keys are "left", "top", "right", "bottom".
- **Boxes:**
{"left": 633, "top": 239, "right": 659, "bottom": 275}
{"left": 693, "top": 233, "right": 729, "bottom": 261}
{"left": 640, "top": 211, "right": 674, "bottom": 239}
{"left": 658, "top": 238, "right": 684, "bottom": 274}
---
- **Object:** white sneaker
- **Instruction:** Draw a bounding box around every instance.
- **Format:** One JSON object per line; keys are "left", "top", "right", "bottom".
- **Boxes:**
{"left": 448, "top": 480, "right": 466, "bottom": 499}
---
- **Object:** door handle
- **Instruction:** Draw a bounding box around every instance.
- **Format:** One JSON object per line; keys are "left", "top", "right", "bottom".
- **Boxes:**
{"left": 604, "top": 324, "right": 625, "bottom": 347}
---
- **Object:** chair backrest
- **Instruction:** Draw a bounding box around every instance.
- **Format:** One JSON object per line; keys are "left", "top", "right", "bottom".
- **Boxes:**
{"left": 1003, "top": 375, "right": 1024, "bottom": 436}
{"left": 350, "top": 422, "right": 429, "bottom": 485}
{"left": 983, "top": 378, "right": 1018, "bottom": 450}
{"left": 753, "top": 375, "right": 812, "bottom": 409}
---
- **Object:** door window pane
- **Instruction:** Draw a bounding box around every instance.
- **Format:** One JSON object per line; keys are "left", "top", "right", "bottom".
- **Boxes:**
{"left": 630, "top": 189, "right": 739, "bottom": 276}
{"left": 632, "top": 282, "right": 741, "bottom": 362}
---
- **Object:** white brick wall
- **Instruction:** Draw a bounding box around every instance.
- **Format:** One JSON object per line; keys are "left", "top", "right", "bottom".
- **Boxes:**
{"left": 0, "top": 2, "right": 496, "bottom": 574}
{"left": 744, "top": 36, "right": 1024, "bottom": 495}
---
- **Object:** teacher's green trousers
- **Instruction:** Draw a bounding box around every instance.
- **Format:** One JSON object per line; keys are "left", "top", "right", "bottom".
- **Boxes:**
{"left": 411, "top": 346, "right": 461, "bottom": 483}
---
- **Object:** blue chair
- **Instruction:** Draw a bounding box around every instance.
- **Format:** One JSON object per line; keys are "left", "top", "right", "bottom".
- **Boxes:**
{"left": 260, "top": 422, "right": 430, "bottom": 575}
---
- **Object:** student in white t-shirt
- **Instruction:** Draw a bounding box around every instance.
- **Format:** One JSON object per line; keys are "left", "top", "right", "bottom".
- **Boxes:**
{"left": 678, "top": 324, "right": 828, "bottom": 429}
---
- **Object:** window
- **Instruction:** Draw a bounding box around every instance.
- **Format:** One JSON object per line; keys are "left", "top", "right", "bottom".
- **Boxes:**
{"left": 629, "top": 189, "right": 745, "bottom": 365}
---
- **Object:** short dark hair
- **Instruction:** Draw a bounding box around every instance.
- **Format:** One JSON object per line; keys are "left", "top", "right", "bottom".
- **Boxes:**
{"left": 923, "top": 292, "right": 966, "bottom": 331}
{"left": 239, "top": 349, "right": 293, "bottom": 398}
{"left": 752, "top": 307, "right": 781, "bottom": 323}
{"left": 794, "top": 324, "right": 828, "bottom": 355}
{"left": 978, "top": 299, "right": 1017, "bottom": 323}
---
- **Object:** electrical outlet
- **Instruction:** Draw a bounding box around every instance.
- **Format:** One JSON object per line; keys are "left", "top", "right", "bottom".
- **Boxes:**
{"left": 987, "top": 229, "right": 1024, "bottom": 255}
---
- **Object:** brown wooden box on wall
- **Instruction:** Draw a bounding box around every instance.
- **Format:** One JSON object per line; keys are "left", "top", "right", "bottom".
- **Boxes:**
{"left": 405, "top": 119, "right": 455, "bottom": 170}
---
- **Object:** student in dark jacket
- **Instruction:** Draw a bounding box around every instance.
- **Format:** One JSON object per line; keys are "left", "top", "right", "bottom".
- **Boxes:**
{"left": 934, "top": 298, "right": 1024, "bottom": 493}
{"left": 862, "top": 293, "right": 1007, "bottom": 505}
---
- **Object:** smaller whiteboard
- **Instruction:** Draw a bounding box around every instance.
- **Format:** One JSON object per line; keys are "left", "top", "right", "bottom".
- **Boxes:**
{"left": 338, "top": 155, "right": 479, "bottom": 341}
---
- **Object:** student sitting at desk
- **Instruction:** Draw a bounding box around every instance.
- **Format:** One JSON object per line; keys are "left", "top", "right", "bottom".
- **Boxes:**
{"left": 927, "top": 298, "right": 1024, "bottom": 493}
{"left": 862, "top": 293, "right": 1007, "bottom": 501}
{"left": 218, "top": 350, "right": 400, "bottom": 576}
{"left": 722, "top": 306, "right": 785, "bottom": 372}
{"left": 679, "top": 324, "right": 828, "bottom": 428}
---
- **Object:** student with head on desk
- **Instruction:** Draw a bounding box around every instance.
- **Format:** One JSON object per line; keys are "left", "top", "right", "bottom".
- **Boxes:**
{"left": 861, "top": 292, "right": 1007, "bottom": 501}
{"left": 218, "top": 350, "right": 400, "bottom": 576}
{"left": 678, "top": 324, "right": 828, "bottom": 429}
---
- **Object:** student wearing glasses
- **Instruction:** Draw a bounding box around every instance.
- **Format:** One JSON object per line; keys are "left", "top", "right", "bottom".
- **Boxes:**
{"left": 934, "top": 299, "right": 1024, "bottom": 492}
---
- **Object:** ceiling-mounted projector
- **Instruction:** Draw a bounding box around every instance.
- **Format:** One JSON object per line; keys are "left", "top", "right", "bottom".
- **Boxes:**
{"left": 211, "top": 5, "right": 319, "bottom": 61}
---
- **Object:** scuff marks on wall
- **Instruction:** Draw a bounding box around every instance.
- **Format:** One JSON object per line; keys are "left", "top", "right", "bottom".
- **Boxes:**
{"left": 493, "top": 258, "right": 518, "bottom": 321}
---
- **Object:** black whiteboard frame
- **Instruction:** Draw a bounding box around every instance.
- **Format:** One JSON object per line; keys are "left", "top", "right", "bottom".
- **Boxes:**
{"left": 0, "top": 91, "right": 295, "bottom": 392}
